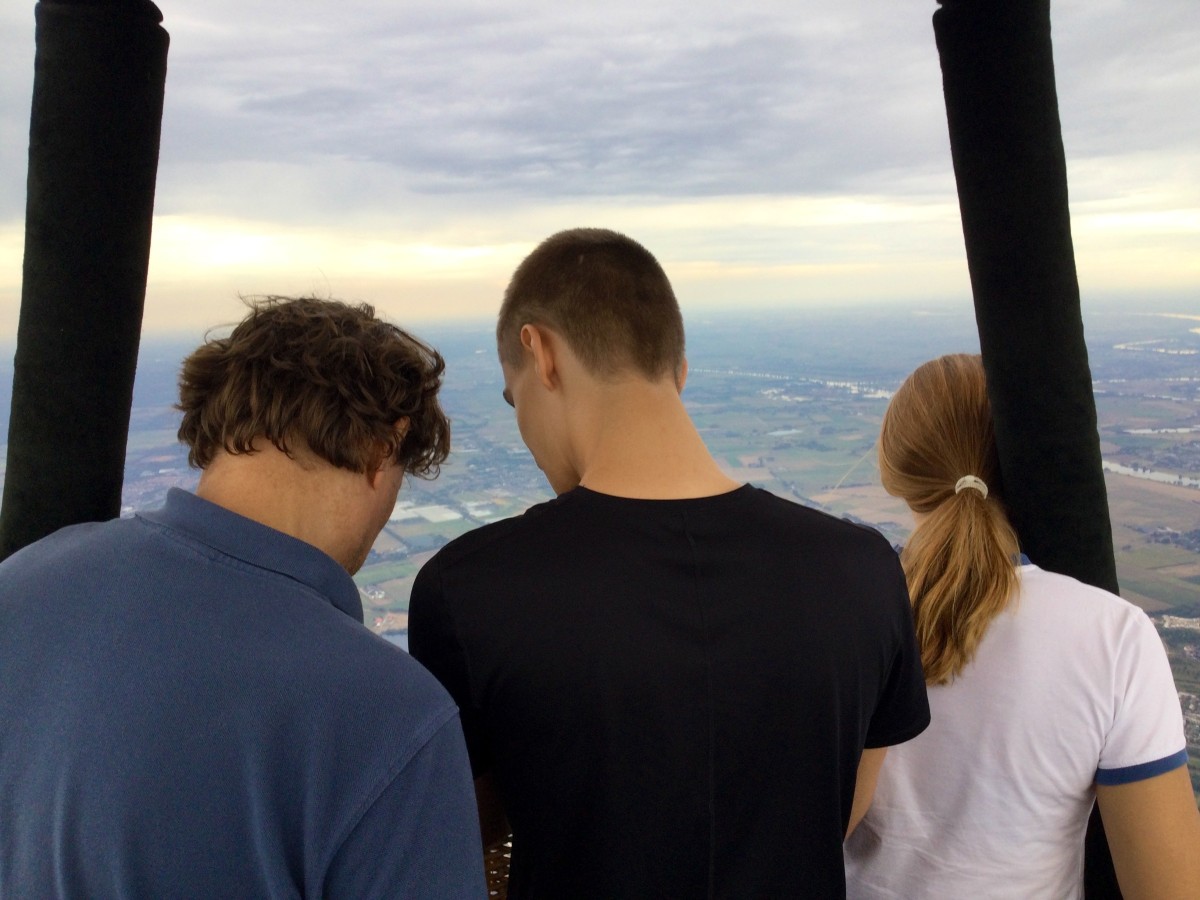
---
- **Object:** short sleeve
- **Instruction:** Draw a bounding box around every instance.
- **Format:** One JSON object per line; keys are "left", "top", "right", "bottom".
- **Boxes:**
{"left": 409, "top": 558, "right": 492, "bottom": 777}
{"left": 1095, "top": 609, "right": 1187, "bottom": 785}
{"left": 322, "top": 716, "right": 485, "bottom": 898}
{"left": 863, "top": 561, "right": 931, "bottom": 749}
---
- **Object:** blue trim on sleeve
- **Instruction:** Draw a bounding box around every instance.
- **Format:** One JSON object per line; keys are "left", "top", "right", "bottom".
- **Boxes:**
{"left": 1096, "top": 749, "right": 1189, "bottom": 786}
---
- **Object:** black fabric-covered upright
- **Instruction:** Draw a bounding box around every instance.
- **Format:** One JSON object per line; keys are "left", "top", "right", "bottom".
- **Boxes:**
{"left": 932, "top": 0, "right": 1116, "bottom": 594}
{"left": 0, "top": 0, "right": 169, "bottom": 559}
{"left": 933, "top": 1, "right": 1120, "bottom": 896}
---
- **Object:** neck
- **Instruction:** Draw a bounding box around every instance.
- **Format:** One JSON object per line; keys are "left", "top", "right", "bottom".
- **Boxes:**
{"left": 571, "top": 377, "right": 740, "bottom": 500}
{"left": 194, "top": 443, "right": 373, "bottom": 572}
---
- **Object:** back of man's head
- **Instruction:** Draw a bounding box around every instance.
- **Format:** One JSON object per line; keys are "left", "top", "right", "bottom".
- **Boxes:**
{"left": 177, "top": 296, "right": 450, "bottom": 476}
{"left": 497, "top": 229, "right": 685, "bottom": 381}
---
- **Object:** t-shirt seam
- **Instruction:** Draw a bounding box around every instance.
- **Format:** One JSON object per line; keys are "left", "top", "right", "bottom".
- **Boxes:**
{"left": 680, "top": 506, "right": 718, "bottom": 900}
{"left": 422, "top": 559, "right": 487, "bottom": 776}
{"left": 1095, "top": 747, "right": 1188, "bottom": 785}
{"left": 1099, "top": 606, "right": 1176, "bottom": 772}
{"left": 863, "top": 712, "right": 933, "bottom": 750}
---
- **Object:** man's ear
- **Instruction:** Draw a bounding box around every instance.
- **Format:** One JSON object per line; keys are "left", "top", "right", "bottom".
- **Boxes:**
{"left": 367, "top": 418, "right": 409, "bottom": 488}
{"left": 676, "top": 357, "right": 688, "bottom": 393}
{"left": 520, "top": 324, "right": 559, "bottom": 391}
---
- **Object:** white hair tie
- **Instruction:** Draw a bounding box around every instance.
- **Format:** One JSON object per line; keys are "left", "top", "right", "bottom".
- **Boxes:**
{"left": 955, "top": 475, "right": 988, "bottom": 499}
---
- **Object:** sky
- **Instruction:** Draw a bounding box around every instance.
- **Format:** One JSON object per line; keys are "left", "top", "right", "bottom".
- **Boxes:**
{"left": 0, "top": 0, "right": 1197, "bottom": 339}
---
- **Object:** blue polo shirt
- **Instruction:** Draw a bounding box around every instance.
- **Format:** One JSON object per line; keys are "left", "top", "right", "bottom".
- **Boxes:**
{"left": 0, "top": 489, "right": 483, "bottom": 898}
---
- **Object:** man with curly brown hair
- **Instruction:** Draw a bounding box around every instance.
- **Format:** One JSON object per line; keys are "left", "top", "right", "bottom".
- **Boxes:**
{"left": 0, "top": 297, "right": 485, "bottom": 898}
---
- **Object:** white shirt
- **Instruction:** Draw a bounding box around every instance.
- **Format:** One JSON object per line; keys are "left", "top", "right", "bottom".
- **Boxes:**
{"left": 844, "top": 564, "right": 1187, "bottom": 900}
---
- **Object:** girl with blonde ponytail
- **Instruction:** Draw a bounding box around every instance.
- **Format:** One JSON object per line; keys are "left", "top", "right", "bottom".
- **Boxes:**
{"left": 876, "top": 353, "right": 1018, "bottom": 684}
{"left": 846, "top": 354, "right": 1200, "bottom": 900}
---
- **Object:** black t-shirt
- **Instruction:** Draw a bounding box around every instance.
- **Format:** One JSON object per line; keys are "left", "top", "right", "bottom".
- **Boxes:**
{"left": 410, "top": 485, "right": 929, "bottom": 899}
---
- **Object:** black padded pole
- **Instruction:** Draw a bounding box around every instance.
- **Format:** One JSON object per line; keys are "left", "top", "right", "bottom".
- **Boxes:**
{"left": 0, "top": 0, "right": 169, "bottom": 559}
{"left": 933, "top": 1, "right": 1120, "bottom": 896}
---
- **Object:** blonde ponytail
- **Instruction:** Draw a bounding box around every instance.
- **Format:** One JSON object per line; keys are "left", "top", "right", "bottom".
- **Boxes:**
{"left": 879, "top": 354, "right": 1019, "bottom": 685}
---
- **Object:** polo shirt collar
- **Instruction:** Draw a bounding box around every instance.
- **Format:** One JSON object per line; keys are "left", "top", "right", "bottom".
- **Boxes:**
{"left": 140, "top": 488, "right": 364, "bottom": 623}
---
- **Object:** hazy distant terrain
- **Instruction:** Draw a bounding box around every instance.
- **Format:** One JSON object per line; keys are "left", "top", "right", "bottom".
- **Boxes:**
{"left": 2, "top": 300, "right": 1198, "bottom": 791}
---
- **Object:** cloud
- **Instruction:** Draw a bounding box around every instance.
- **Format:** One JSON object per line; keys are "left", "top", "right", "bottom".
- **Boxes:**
{"left": 153, "top": 1, "right": 952, "bottom": 209}
{"left": 150, "top": 0, "right": 1199, "bottom": 213}
{"left": 1053, "top": 1, "right": 1200, "bottom": 158}
{"left": 7, "top": 0, "right": 1196, "bottom": 220}
{"left": 0, "top": 0, "right": 1196, "bottom": 338}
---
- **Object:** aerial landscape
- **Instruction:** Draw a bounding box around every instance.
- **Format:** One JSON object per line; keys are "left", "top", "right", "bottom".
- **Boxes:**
{"left": 2, "top": 298, "right": 1198, "bottom": 792}
{"left": 1, "top": 2, "right": 1197, "bottom": 893}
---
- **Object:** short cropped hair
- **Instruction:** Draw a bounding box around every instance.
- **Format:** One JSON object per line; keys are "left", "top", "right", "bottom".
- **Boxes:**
{"left": 497, "top": 228, "right": 685, "bottom": 380}
{"left": 177, "top": 296, "right": 450, "bottom": 477}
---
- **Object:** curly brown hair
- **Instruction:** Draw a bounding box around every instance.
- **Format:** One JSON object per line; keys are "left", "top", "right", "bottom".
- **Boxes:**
{"left": 177, "top": 296, "right": 450, "bottom": 477}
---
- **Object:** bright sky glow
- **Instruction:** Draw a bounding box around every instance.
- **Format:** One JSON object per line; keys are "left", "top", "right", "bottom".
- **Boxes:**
{"left": 0, "top": 0, "right": 1197, "bottom": 339}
